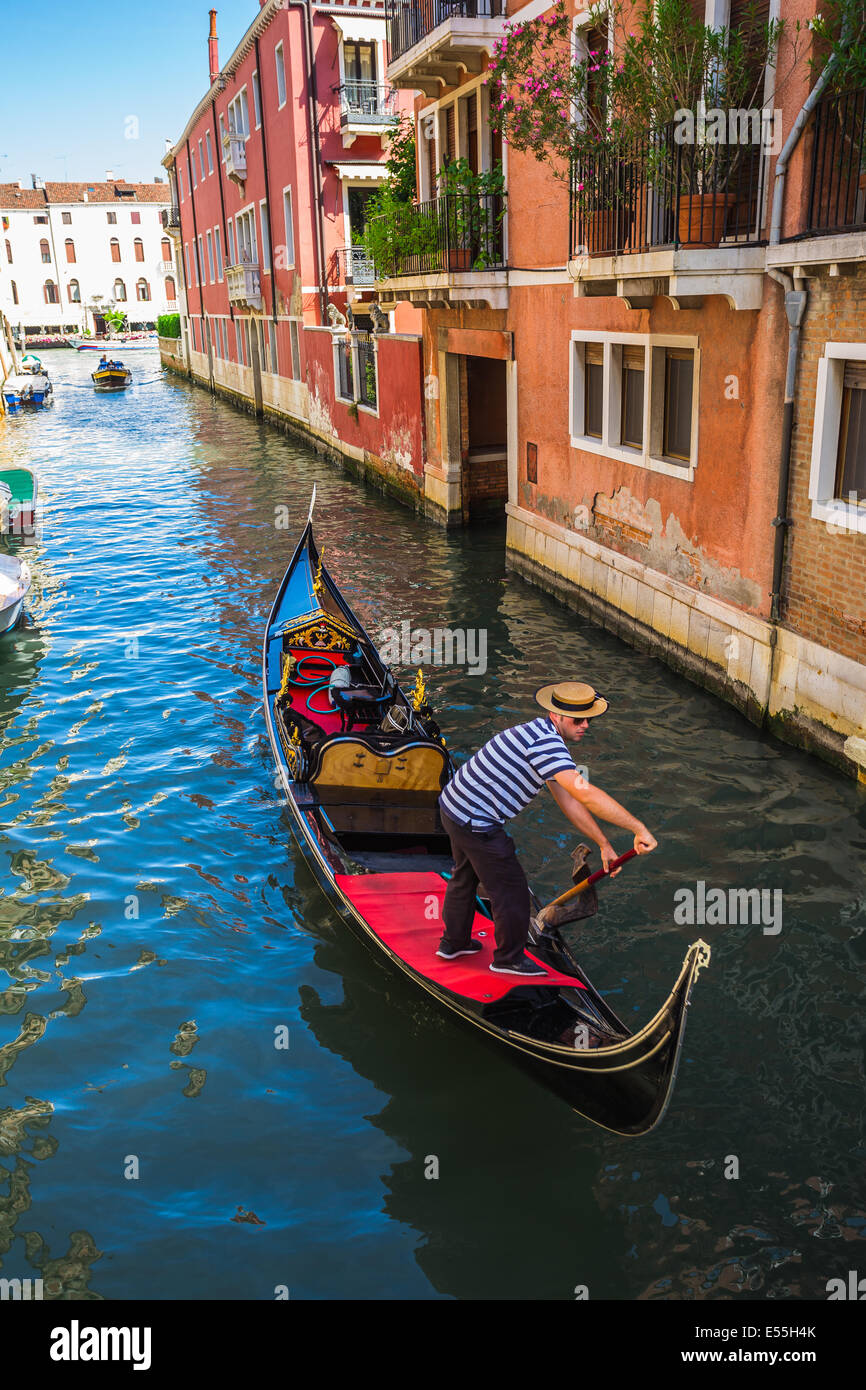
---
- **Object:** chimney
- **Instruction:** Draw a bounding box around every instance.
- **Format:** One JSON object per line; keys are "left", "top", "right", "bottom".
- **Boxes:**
{"left": 105, "top": 169, "right": 114, "bottom": 180}
{"left": 208, "top": 10, "right": 219, "bottom": 85}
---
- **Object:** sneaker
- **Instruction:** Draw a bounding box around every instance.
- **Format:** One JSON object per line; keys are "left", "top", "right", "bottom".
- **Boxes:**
{"left": 436, "top": 939, "right": 484, "bottom": 960}
{"left": 489, "top": 954, "right": 547, "bottom": 977}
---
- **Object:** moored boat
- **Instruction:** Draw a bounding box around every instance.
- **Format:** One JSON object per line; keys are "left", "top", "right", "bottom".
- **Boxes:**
{"left": 0, "top": 555, "right": 31, "bottom": 636}
{"left": 0, "top": 467, "right": 39, "bottom": 542}
{"left": 262, "top": 513, "right": 710, "bottom": 1136}
{"left": 91, "top": 359, "right": 132, "bottom": 391}
{"left": 74, "top": 337, "right": 156, "bottom": 351}
{"left": 2, "top": 354, "right": 53, "bottom": 411}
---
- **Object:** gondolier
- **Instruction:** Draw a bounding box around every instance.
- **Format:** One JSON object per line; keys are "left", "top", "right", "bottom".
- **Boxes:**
{"left": 437, "top": 681, "right": 657, "bottom": 976}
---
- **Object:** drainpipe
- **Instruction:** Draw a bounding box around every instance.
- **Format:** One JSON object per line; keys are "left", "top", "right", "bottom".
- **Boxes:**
{"left": 286, "top": 0, "right": 329, "bottom": 323}
{"left": 254, "top": 33, "right": 278, "bottom": 327}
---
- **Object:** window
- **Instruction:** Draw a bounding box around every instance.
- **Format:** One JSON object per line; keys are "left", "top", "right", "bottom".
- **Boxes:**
{"left": 621, "top": 346, "right": 645, "bottom": 449}
{"left": 282, "top": 187, "right": 295, "bottom": 267}
{"left": 34, "top": 214, "right": 48, "bottom": 224}
{"left": 207, "top": 230, "right": 215, "bottom": 282}
{"left": 110, "top": 237, "right": 121, "bottom": 262}
{"left": 179, "top": 166, "right": 185, "bottom": 200}
{"left": 584, "top": 343, "right": 604, "bottom": 438}
{"left": 184, "top": 244, "right": 192, "bottom": 285}
{"left": 215, "top": 227, "right": 223, "bottom": 280}
{"left": 192, "top": 317, "right": 199, "bottom": 352}
{"left": 290, "top": 319, "right": 301, "bottom": 380}
{"left": 4, "top": 239, "right": 11, "bottom": 263}
{"left": 11, "top": 280, "right": 18, "bottom": 305}
{"left": 40, "top": 238, "right": 51, "bottom": 263}
{"left": 219, "top": 116, "right": 227, "bottom": 161}
{"left": 836, "top": 361, "right": 866, "bottom": 501}
{"left": 137, "top": 278, "right": 150, "bottom": 301}
{"left": 114, "top": 278, "right": 127, "bottom": 301}
{"left": 269, "top": 319, "right": 278, "bottom": 374}
{"left": 61, "top": 211, "right": 72, "bottom": 225}
{"left": 357, "top": 334, "right": 377, "bottom": 409}
{"left": 161, "top": 237, "right": 172, "bottom": 262}
{"left": 205, "top": 131, "right": 214, "bottom": 174}
{"left": 131, "top": 211, "right": 141, "bottom": 224}
{"left": 228, "top": 90, "right": 249, "bottom": 138}
{"left": 134, "top": 237, "right": 144, "bottom": 262}
{"left": 107, "top": 210, "right": 117, "bottom": 224}
{"left": 44, "top": 279, "right": 58, "bottom": 304}
{"left": 252, "top": 71, "right": 262, "bottom": 128}
{"left": 570, "top": 333, "right": 698, "bottom": 478}
{"left": 336, "top": 337, "right": 354, "bottom": 401}
{"left": 260, "top": 202, "right": 270, "bottom": 272}
{"left": 227, "top": 219, "right": 236, "bottom": 266}
{"left": 191, "top": 150, "right": 197, "bottom": 187}
{"left": 165, "top": 275, "right": 176, "bottom": 301}
{"left": 235, "top": 319, "right": 245, "bottom": 365}
{"left": 275, "top": 43, "right": 286, "bottom": 107}
{"left": 65, "top": 238, "right": 76, "bottom": 263}
{"left": 199, "top": 139, "right": 206, "bottom": 179}
{"left": 662, "top": 349, "right": 694, "bottom": 463}
{"left": 197, "top": 235, "right": 205, "bottom": 284}
{"left": 333, "top": 331, "right": 378, "bottom": 411}
{"left": 68, "top": 278, "right": 80, "bottom": 302}
{"left": 344, "top": 41, "right": 376, "bottom": 83}
{"left": 236, "top": 208, "right": 256, "bottom": 263}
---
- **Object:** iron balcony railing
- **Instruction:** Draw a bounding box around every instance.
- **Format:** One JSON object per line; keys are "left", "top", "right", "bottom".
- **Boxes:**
{"left": 569, "top": 120, "right": 766, "bottom": 259}
{"left": 161, "top": 206, "right": 181, "bottom": 230}
{"left": 375, "top": 190, "right": 507, "bottom": 277}
{"left": 336, "top": 246, "right": 376, "bottom": 286}
{"left": 337, "top": 82, "right": 398, "bottom": 124}
{"left": 805, "top": 86, "right": 866, "bottom": 236}
{"left": 385, "top": 0, "right": 504, "bottom": 65}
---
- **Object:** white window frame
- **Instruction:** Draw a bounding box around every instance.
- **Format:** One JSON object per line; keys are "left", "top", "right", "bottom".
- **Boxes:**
{"left": 259, "top": 201, "right": 271, "bottom": 274}
{"left": 235, "top": 318, "right": 244, "bottom": 365}
{"left": 236, "top": 204, "right": 258, "bottom": 265}
{"left": 809, "top": 341, "right": 866, "bottom": 532}
{"left": 281, "top": 186, "right": 295, "bottom": 268}
{"left": 252, "top": 70, "right": 262, "bottom": 129}
{"left": 275, "top": 42, "right": 287, "bottom": 109}
{"left": 332, "top": 330, "right": 379, "bottom": 416}
{"left": 179, "top": 166, "right": 185, "bottom": 200}
{"left": 205, "top": 130, "right": 214, "bottom": 175}
{"left": 228, "top": 89, "right": 249, "bottom": 139}
{"left": 219, "top": 115, "right": 227, "bottom": 162}
{"left": 215, "top": 226, "right": 223, "bottom": 281}
{"left": 206, "top": 229, "right": 215, "bottom": 283}
{"left": 198, "top": 139, "right": 206, "bottom": 179}
{"left": 227, "top": 218, "right": 236, "bottom": 266}
{"left": 289, "top": 318, "right": 301, "bottom": 380}
{"left": 569, "top": 330, "right": 700, "bottom": 481}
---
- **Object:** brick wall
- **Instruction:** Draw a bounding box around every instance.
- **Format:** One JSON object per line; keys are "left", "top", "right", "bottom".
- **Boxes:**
{"left": 783, "top": 267, "right": 866, "bottom": 665}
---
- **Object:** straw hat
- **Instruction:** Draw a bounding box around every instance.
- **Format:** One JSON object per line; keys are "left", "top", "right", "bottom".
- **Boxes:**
{"left": 535, "top": 681, "right": 608, "bottom": 719}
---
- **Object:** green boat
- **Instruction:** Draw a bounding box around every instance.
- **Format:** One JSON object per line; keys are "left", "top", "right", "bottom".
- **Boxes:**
{"left": 0, "top": 467, "right": 39, "bottom": 542}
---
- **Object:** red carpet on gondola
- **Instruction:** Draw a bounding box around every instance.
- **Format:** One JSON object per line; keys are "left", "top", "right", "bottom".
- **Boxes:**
{"left": 335, "top": 871, "right": 587, "bottom": 1003}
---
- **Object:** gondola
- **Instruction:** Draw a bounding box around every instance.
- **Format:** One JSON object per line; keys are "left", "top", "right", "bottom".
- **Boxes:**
{"left": 262, "top": 508, "right": 710, "bottom": 1136}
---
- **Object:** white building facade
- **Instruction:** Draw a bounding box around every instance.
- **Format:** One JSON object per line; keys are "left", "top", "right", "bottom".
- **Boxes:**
{"left": 0, "top": 179, "right": 178, "bottom": 335}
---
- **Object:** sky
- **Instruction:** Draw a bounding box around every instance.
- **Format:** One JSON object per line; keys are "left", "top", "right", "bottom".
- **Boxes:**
{"left": 0, "top": 1, "right": 260, "bottom": 187}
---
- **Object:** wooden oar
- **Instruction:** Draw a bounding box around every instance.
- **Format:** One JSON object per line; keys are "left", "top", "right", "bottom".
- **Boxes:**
{"left": 536, "top": 848, "right": 638, "bottom": 928}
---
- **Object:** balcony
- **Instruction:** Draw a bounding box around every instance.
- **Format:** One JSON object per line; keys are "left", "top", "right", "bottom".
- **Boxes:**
{"left": 161, "top": 206, "right": 181, "bottom": 231}
{"left": 336, "top": 245, "right": 377, "bottom": 288}
{"left": 337, "top": 82, "right": 398, "bottom": 148}
{"left": 568, "top": 121, "right": 767, "bottom": 311}
{"left": 374, "top": 190, "right": 507, "bottom": 309}
{"left": 225, "top": 262, "right": 261, "bottom": 310}
{"left": 223, "top": 131, "right": 247, "bottom": 186}
{"left": 384, "top": 0, "right": 506, "bottom": 94}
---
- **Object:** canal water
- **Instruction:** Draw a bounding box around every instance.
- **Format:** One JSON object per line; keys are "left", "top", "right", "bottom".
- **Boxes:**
{"left": 1, "top": 347, "right": 864, "bottom": 1301}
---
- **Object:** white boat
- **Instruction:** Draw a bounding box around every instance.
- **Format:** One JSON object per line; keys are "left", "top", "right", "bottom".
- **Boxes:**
{"left": 72, "top": 336, "right": 157, "bottom": 352}
{"left": 3, "top": 354, "right": 53, "bottom": 410}
{"left": 0, "top": 555, "right": 31, "bottom": 635}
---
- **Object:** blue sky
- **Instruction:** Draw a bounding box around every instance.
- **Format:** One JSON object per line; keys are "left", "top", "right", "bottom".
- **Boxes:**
{"left": 1, "top": 1, "right": 258, "bottom": 186}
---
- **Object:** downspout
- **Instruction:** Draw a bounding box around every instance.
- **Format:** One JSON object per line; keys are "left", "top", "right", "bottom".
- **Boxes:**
{"left": 287, "top": 0, "right": 329, "bottom": 323}
{"left": 253, "top": 33, "right": 278, "bottom": 327}
{"left": 765, "top": 24, "right": 850, "bottom": 661}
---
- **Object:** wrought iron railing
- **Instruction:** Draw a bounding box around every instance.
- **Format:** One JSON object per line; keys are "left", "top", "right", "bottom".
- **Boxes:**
{"left": 374, "top": 190, "right": 507, "bottom": 276}
{"left": 356, "top": 333, "right": 377, "bottom": 408}
{"left": 337, "top": 82, "right": 398, "bottom": 124}
{"left": 336, "top": 337, "right": 354, "bottom": 400}
{"left": 161, "top": 206, "right": 181, "bottom": 230}
{"left": 569, "top": 120, "right": 766, "bottom": 258}
{"left": 805, "top": 86, "right": 866, "bottom": 236}
{"left": 335, "top": 246, "right": 377, "bottom": 286}
{"left": 385, "top": 0, "right": 504, "bottom": 65}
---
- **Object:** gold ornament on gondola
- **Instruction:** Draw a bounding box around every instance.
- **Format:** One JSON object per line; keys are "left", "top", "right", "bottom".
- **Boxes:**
{"left": 411, "top": 667, "right": 428, "bottom": 711}
{"left": 312, "top": 551, "right": 324, "bottom": 599}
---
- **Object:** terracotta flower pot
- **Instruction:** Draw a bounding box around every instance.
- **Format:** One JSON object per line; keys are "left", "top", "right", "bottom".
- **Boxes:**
{"left": 447, "top": 248, "right": 472, "bottom": 271}
{"left": 677, "top": 193, "right": 737, "bottom": 249}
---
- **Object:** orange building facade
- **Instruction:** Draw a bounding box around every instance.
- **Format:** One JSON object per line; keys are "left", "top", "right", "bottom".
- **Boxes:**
{"left": 377, "top": 0, "right": 866, "bottom": 776}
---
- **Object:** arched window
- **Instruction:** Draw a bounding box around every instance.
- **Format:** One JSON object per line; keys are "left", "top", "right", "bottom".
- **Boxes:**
{"left": 4, "top": 239, "right": 11, "bottom": 263}
{"left": 137, "top": 278, "right": 150, "bottom": 302}
{"left": 44, "top": 279, "right": 58, "bottom": 304}
{"left": 110, "top": 237, "right": 121, "bottom": 263}
{"left": 68, "top": 279, "right": 81, "bottom": 303}
{"left": 10, "top": 280, "right": 18, "bottom": 305}
{"left": 65, "top": 238, "right": 76, "bottom": 263}
{"left": 165, "top": 275, "right": 176, "bottom": 300}
{"left": 134, "top": 237, "right": 144, "bottom": 262}
{"left": 161, "top": 237, "right": 172, "bottom": 262}
{"left": 114, "top": 278, "right": 127, "bottom": 302}
{"left": 40, "top": 238, "right": 51, "bottom": 263}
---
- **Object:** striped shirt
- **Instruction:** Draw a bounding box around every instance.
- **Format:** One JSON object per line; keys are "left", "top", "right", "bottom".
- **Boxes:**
{"left": 439, "top": 717, "right": 577, "bottom": 828}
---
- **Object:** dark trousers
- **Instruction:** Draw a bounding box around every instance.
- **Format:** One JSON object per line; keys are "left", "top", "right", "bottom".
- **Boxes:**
{"left": 440, "top": 809, "right": 532, "bottom": 966}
